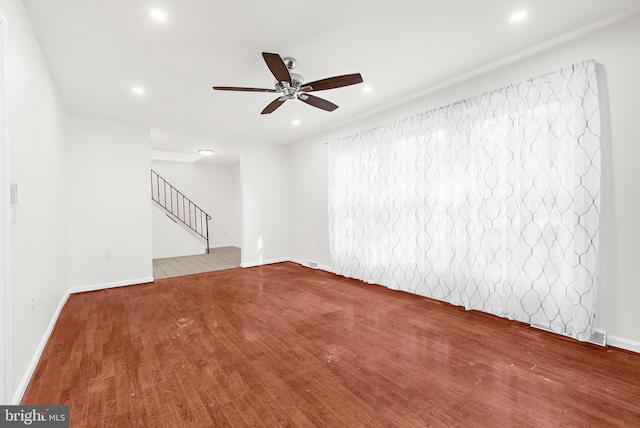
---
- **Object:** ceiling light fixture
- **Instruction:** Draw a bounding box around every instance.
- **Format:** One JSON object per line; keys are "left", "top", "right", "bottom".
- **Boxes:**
{"left": 150, "top": 9, "right": 167, "bottom": 22}
{"left": 362, "top": 85, "right": 373, "bottom": 93}
{"left": 509, "top": 10, "right": 528, "bottom": 23}
{"left": 292, "top": 120, "right": 300, "bottom": 126}
{"left": 198, "top": 149, "right": 214, "bottom": 156}
{"left": 131, "top": 86, "right": 145, "bottom": 95}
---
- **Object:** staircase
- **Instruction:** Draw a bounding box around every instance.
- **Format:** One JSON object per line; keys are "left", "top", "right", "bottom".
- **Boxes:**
{"left": 151, "top": 170, "right": 212, "bottom": 253}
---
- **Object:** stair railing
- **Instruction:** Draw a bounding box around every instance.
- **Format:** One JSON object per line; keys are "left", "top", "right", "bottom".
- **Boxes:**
{"left": 151, "top": 170, "right": 212, "bottom": 253}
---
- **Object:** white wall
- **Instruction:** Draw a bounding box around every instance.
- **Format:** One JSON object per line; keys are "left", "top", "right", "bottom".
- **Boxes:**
{"left": 241, "top": 142, "right": 289, "bottom": 267}
{"left": 288, "top": 14, "right": 640, "bottom": 344}
{"left": 0, "top": 0, "right": 68, "bottom": 399}
{"left": 288, "top": 140, "right": 329, "bottom": 269}
{"left": 150, "top": 160, "right": 241, "bottom": 250}
{"left": 152, "top": 204, "right": 205, "bottom": 259}
{"left": 231, "top": 163, "right": 241, "bottom": 247}
{"left": 67, "top": 116, "right": 152, "bottom": 289}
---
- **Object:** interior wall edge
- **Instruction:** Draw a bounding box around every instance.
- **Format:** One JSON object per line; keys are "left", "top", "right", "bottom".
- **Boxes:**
{"left": 0, "top": 4, "right": 10, "bottom": 406}
{"left": 12, "top": 290, "right": 70, "bottom": 405}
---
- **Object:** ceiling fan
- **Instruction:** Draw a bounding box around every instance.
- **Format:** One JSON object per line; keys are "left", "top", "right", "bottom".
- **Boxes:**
{"left": 213, "top": 52, "right": 363, "bottom": 114}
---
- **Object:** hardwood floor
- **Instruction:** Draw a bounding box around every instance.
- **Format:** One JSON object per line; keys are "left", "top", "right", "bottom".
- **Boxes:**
{"left": 22, "top": 262, "right": 640, "bottom": 427}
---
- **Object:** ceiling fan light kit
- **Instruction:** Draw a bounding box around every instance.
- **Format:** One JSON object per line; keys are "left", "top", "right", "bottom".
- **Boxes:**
{"left": 212, "top": 52, "right": 363, "bottom": 114}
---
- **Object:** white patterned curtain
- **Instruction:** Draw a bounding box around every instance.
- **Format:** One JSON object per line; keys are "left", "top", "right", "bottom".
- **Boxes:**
{"left": 328, "top": 60, "right": 600, "bottom": 341}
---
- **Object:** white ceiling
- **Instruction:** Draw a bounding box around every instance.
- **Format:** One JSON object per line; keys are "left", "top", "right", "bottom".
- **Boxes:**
{"left": 22, "top": 0, "right": 640, "bottom": 163}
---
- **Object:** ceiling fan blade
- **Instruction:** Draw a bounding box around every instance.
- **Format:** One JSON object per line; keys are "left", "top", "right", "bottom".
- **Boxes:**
{"left": 261, "top": 97, "right": 286, "bottom": 114}
{"left": 262, "top": 52, "right": 292, "bottom": 85}
{"left": 302, "top": 73, "right": 363, "bottom": 92}
{"left": 213, "top": 86, "right": 276, "bottom": 93}
{"left": 298, "top": 94, "right": 338, "bottom": 112}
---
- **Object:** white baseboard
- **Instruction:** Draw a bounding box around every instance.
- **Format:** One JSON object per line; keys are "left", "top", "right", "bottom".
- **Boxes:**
{"left": 209, "top": 244, "right": 240, "bottom": 249}
{"left": 12, "top": 290, "right": 70, "bottom": 404}
{"left": 240, "top": 257, "right": 290, "bottom": 268}
{"left": 288, "top": 257, "right": 333, "bottom": 273}
{"left": 607, "top": 335, "right": 640, "bottom": 354}
{"left": 69, "top": 276, "right": 155, "bottom": 294}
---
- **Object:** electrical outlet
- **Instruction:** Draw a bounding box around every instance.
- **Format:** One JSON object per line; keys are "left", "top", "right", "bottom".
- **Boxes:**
{"left": 104, "top": 251, "right": 112, "bottom": 260}
{"left": 30, "top": 291, "right": 35, "bottom": 311}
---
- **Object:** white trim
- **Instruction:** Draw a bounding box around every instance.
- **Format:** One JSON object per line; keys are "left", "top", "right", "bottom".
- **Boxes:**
{"left": 607, "top": 335, "right": 640, "bottom": 354}
{"left": 68, "top": 277, "right": 154, "bottom": 294}
{"left": 240, "top": 257, "right": 290, "bottom": 268}
{"left": 12, "top": 291, "right": 70, "bottom": 404}
{"left": 0, "top": 7, "right": 11, "bottom": 406}
{"left": 288, "top": 257, "right": 333, "bottom": 273}
{"left": 209, "top": 244, "right": 240, "bottom": 249}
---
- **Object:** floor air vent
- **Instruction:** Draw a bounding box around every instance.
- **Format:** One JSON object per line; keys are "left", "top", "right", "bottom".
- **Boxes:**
{"left": 531, "top": 323, "right": 607, "bottom": 347}
{"left": 589, "top": 331, "right": 607, "bottom": 347}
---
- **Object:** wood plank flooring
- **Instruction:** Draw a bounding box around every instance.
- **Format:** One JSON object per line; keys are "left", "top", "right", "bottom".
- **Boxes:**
{"left": 153, "top": 247, "right": 240, "bottom": 279}
{"left": 22, "top": 262, "right": 640, "bottom": 427}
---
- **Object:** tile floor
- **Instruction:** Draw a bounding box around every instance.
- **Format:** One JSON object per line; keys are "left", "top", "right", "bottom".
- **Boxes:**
{"left": 152, "top": 246, "right": 241, "bottom": 279}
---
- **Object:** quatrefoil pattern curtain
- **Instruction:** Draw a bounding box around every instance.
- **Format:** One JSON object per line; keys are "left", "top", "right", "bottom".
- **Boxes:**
{"left": 328, "top": 60, "right": 600, "bottom": 341}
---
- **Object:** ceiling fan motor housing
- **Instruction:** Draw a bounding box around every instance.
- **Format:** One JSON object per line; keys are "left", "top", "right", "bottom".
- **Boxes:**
{"left": 275, "top": 71, "right": 304, "bottom": 98}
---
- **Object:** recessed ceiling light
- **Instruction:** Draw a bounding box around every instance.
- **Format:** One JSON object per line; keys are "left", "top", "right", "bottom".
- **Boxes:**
{"left": 509, "top": 10, "right": 528, "bottom": 23}
{"left": 198, "top": 149, "right": 214, "bottom": 156}
{"left": 362, "top": 85, "right": 373, "bottom": 93}
{"left": 292, "top": 120, "right": 300, "bottom": 126}
{"left": 131, "top": 86, "right": 145, "bottom": 95}
{"left": 150, "top": 9, "right": 167, "bottom": 22}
